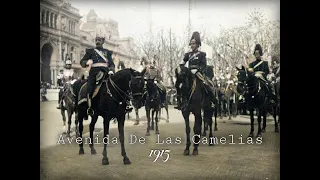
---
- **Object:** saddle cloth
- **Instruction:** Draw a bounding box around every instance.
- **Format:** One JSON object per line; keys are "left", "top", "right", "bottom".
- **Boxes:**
{"left": 78, "top": 71, "right": 106, "bottom": 105}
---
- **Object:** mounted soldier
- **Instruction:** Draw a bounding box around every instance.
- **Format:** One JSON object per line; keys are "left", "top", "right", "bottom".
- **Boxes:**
{"left": 248, "top": 44, "right": 276, "bottom": 98}
{"left": 80, "top": 36, "right": 132, "bottom": 116}
{"left": 57, "top": 60, "right": 76, "bottom": 109}
{"left": 141, "top": 55, "right": 167, "bottom": 107}
{"left": 174, "top": 31, "right": 215, "bottom": 109}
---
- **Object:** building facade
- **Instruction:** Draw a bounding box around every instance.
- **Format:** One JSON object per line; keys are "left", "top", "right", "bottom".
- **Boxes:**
{"left": 41, "top": 1, "right": 140, "bottom": 87}
{"left": 40, "top": 0, "right": 82, "bottom": 86}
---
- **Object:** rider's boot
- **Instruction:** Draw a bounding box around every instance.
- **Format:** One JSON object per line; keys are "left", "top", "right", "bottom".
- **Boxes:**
{"left": 174, "top": 94, "right": 182, "bottom": 110}
{"left": 87, "top": 94, "right": 94, "bottom": 116}
{"left": 57, "top": 93, "right": 62, "bottom": 109}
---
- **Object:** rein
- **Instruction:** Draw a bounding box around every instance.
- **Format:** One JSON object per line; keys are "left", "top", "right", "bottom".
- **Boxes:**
{"left": 105, "top": 77, "right": 131, "bottom": 105}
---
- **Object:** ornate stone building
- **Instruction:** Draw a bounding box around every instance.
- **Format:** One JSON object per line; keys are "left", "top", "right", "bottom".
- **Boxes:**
{"left": 40, "top": 0, "right": 82, "bottom": 86}
{"left": 41, "top": 1, "right": 140, "bottom": 86}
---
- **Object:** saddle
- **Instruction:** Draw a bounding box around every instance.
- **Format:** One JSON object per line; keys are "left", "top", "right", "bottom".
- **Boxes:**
{"left": 78, "top": 71, "right": 107, "bottom": 105}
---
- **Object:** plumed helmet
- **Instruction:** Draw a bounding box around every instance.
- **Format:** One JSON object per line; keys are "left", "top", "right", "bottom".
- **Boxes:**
{"left": 189, "top": 31, "right": 201, "bottom": 46}
{"left": 253, "top": 44, "right": 263, "bottom": 56}
{"left": 95, "top": 36, "right": 105, "bottom": 42}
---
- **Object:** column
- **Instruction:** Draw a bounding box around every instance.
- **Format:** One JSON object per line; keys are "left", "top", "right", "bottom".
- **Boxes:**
{"left": 50, "top": 69, "right": 54, "bottom": 85}
{"left": 53, "top": 69, "right": 57, "bottom": 87}
{"left": 43, "top": 11, "right": 47, "bottom": 25}
{"left": 54, "top": 14, "right": 57, "bottom": 29}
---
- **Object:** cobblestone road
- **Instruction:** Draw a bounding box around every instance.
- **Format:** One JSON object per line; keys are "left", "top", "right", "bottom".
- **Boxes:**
{"left": 40, "top": 101, "right": 280, "bottom": 180}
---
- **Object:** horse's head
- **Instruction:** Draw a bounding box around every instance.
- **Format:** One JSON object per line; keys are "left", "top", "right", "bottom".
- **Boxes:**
{"left": 175, "top": 66, "right": 191, "bottom": 89}
{"left": 145, "top": 78, "right": 158, "bottom": 101}
{"left": 128, "top": 68, "right": 145, "bottom": 109}
{"left": 236, "top": 66, "right": 249, "bottom": 95}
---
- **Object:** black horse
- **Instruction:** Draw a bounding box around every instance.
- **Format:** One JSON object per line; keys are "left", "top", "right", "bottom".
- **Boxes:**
{"left": 236, "top": 66, "right": 279, "bottom": 138}
{"left": 143, "top": 78, "right": 161, "bottom": 136}
{"left": 175, "top": 66, "right": 215, "bottom": 156}
{"left": 201, "top": 66, "right": 218, "bottom": 136}
{"left": 73, "top": 68, "right": 145, "bottom": 165}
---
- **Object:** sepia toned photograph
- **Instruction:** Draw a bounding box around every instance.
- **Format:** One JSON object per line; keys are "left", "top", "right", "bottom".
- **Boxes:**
{"left": 40, "top": 0, "right": 280, "bottom": 179}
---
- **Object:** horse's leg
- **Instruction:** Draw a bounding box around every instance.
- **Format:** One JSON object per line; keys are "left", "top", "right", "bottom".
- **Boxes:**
{"left": 228, "top": 99, "right": 232, "bottom": 120}
{"left": 155, "top": 108, "right": 160, "bottom": 134}
{"left": 145, "top": 108, "right": 151, "bottom": 136}
{"left": 202, "top": 109, "right": 207, "bottom": 136}
{"left": 262, "top": 109, "right": 267, "bottom": 132}
{"left": 102, "top": 116, "right": 110, "bottom": 165}
{"left": 182, "top": 110, "right": 191, "bottom": 156}
{"left": 192, "top": 109, "right": 202, "bottom": 156}
{"left": 74, "top": 110, "right": 79, "bottom": 138}
{"left": 61, "top": 108, "right": 67, "bottom": 134}
{"left": 248, "top": 109, "right": 254, "bottom": 138}
{"left": 134, "top": 108, "right": 139, "bottom": 125}
{"left": 89, "top": 114, "right": 99, "bottom": 154}
{"left": 151, "top": 109, "right": 155, "bottom": 130}
{"left": 257, "top": 109, "right": 262, "bottom": 137}
{"left": 274, "top": 103, "right": 279, "bottom": 132}
{"left": 165, "top": 103, "right": 169, "bottom": 123}
{"left": 117, "top": 114, "right": 131, "bottom": 165}
{"left": 78, "top": 111, "right": 85, "bottom": 154}
{"left": 208, "top": 109, "right": 214, "bottom": 146}
{"left": 214, "top": 105, "right": 218, "bottom": 131}
{"left": 67, "top": 108, "right": 72, "bottom": 137}
{"left": 159, "top": 106, "right": 161, "bottom": 119}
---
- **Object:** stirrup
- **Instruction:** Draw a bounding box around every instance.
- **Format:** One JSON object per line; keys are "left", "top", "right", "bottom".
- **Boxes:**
{"left": 87, "top": 108, "right": 94, "bottom": 116}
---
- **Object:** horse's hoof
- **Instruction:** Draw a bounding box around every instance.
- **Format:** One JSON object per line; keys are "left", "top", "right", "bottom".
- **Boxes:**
{"left": 275, "top": 128, "right": 279, "bottom": 133}
{"left": 248, "top": 133, "right": 254, "bottom": 138}
{"left": 183, "top": 149, "right": 190, "bottom": 156}
{"left": 91, "top": 149, "right": 97, "bottom": 155}
{"left": 192, "top": 149, "right": 198, "bottom": 156}
{"left": 166, "top": 120, "right": 169, "bottom": 123}
{"left": 156, "top": 130, "right": 159, "bottom": 134}
{"left": 214, "top": 127, "right": 218, "bottom": 131}
{"left": 261, "top": 128, "right": 266, "bottom": 133}
{"left": 123, "top": 158, "right": 131, "bottom": 165}
{"left": 145, "top": 132, "right": 150, "bottom": 136}
{"left": 79, "top": 149, "right": 84, "bottom": 155}
{"left": 256, "top": 133, "right": 262, "bottom": 138}
{"left": 66, "top": 133, "right": 71, "bottom": 138}
{"left": 202, "top": 132, "right": 206, "bottom": 136}
{"left": 134, "top": 121, "right": 139, "bottom": 125}
{"left": 102, "top": 157, "right": 109, "bottom": 165}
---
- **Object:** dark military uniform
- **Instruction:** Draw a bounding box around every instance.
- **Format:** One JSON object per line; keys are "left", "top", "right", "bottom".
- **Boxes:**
{"left": 80, "top": 47, "right": 115, "bottom": 115}
{"left": 183, "top": 50, "right": 207, "bottom": 74}
{"left": 249, "top": 59, "right": 275, "bottom": 96}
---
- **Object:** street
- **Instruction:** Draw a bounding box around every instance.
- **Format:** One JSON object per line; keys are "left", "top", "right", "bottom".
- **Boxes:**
{"left": 40, "top": 101, "right": 280, "bottom": 180}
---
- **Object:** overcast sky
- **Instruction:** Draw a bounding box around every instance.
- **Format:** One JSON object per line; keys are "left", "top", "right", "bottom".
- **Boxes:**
{"left": 70, "top": 0, "right": 279, "bottom": 40}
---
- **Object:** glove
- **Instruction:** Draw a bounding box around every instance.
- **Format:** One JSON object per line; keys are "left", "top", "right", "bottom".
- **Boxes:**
{"left": 108, "top": 71, "right": 114, "bottom": 75}
{"left": 191, "top": 69, "right": 197, "bottom": 74}
{"left": 86, "top": 60, "right": 93, "bottom": 66}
